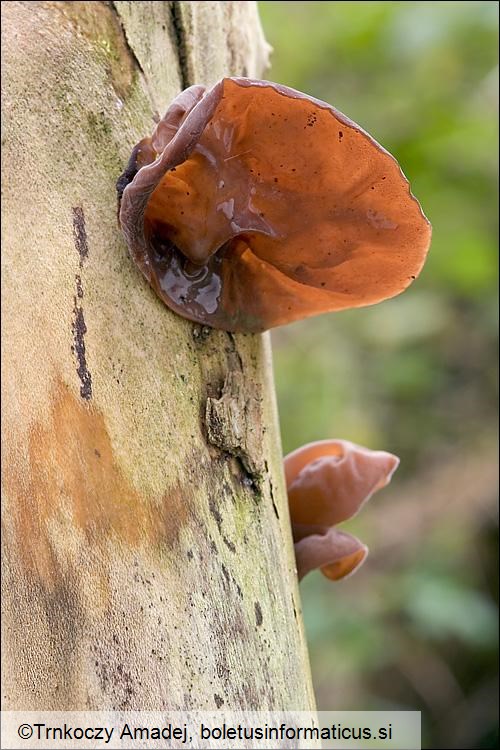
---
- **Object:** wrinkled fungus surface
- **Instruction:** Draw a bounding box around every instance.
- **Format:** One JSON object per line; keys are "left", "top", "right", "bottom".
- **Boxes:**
{"left": 284, "top": 440, "right": 399, "bottom": 581}
{"left": 118, "top": 78, "right": 431, "bottom": 332}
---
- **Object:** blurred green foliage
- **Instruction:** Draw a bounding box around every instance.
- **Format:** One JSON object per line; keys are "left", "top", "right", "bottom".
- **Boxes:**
{"left": 259, "top": 2, "right": 498, "bottom": 748}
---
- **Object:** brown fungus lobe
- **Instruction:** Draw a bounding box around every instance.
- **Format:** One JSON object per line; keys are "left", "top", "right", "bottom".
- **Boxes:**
{"left": 284, "top": 440, "right": 399, "bottom": 581}
{"left": 118, "top": 78, "right": 431, "bottom": 332}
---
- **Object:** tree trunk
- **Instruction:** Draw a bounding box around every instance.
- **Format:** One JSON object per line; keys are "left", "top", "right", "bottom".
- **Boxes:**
{"left": 1, "top": 0, "right": 316, "bottom": 712}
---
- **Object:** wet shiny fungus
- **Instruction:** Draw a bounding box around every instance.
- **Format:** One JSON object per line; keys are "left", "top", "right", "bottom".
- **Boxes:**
{"left": 117, "top": 78, "right": 431, "bottom": 333}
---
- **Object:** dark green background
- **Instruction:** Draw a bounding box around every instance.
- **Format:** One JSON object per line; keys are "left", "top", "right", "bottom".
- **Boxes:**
{"left": 259, "top": 2, "right": 499, "bottom": 748}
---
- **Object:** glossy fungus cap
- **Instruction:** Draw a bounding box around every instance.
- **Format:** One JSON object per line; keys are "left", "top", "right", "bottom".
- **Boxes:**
{"left": 284, "top": 440, "right": 399, "bottom": 581}
{"left": 118, "top": 78, "right": 431, "bottom": 332}
{"left": 285, "top": 439, "right": 400, "bottom": 528}
{"left": 294, "top": 528, "right": 368, "bottom": 582}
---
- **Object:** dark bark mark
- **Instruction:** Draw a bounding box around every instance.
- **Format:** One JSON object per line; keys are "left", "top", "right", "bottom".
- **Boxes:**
{"left": 72, "top": 207, "right": 89, "bottom": 268}
{"left": 221, "top": 563, "right": 243, "bottom": 599}
{"left": 75, "top": 274, "right": 84, "bottom": 300}
{"left": 208, "top": 496, "right": 236, "bottom": 553}
{"left": 254, "top": 601, "right": 263, "bottom": 627}
{"left": 71, "top": 207, "right": 92, "bottom": 400}
{"left": 226, "top": 331, "right": 244, "bottom": 371}
{"left": 192, "top": 323, "right": 212, "bottom": 344}
{"left": 71, "top": 304, "right": 92, "bottom": 401}
{"left": 170, "top": 1, "right": 190, "bottom": 89}
{"left": 214, "top": 693, "right": 224, "bottom": 708}
{"left": 208, "top": 496, "right": 223, "bottom": 531}
{"left": 222, "top": 535, "right": 236, "bottom": 553}
{"left": 91, "top": 641, "right": 135, "bottom": 710}
{"left": 235, "top": 456, "right": 260, "bottom": 494}
{"left": 264, "top": 462, "right": 280, "bottom": 519}
{"left": 221, "top": 563, "right": 230, "bottom": 587}
{"left": 216, "top": 661, "right": 230, "bottom": 681}
{"left": 269, "top": 479, "right": 280, "bottom": 520}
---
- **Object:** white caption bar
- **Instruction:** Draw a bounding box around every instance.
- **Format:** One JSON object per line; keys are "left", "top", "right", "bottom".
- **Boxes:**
{"left": 2, "top": 710, "right": 420, "bottom": 749}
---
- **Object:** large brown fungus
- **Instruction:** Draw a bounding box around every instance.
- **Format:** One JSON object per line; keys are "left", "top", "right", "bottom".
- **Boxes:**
{"left": 118, "top": 78, "right": 431, "bottom": 332}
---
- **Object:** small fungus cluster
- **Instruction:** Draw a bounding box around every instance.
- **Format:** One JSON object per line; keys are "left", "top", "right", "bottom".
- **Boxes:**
{"left": 284, "top": 440, "right": 399, "bottom": 581}
{"left": 117, "top": 77, "right": 431, "bottom": 583}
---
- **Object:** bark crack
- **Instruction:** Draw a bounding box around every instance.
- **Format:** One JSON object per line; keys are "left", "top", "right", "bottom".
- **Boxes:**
{"left": 110, "top": 2, "right": 157, "bottom": 110}
{"left": 205, "top": 369, "right": 264, "bottom": 490}
{"left": 170, "top": 1, "right": 190, "bottom": 89}
{"left": 71, "top": 207, "right": 92, "bottom": 401}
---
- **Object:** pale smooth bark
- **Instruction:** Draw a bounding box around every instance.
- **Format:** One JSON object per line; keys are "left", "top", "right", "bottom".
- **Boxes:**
{"left": 1, "top": 1, "right": 315, "bottom": 711}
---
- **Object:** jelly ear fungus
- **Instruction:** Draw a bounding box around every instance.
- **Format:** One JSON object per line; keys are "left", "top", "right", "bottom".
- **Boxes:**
{"left": 117, "top": 77, "right": 431, "bottom": 333}
{"left": 284, "top": 440, "right": 399, "bottom": 581}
